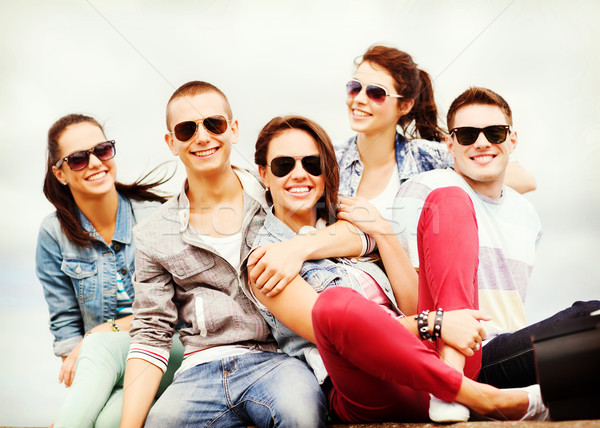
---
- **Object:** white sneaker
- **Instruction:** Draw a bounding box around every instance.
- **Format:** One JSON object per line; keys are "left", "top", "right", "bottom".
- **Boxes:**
{"left": 519, "top": 384, "right": 550, "bottom": 421}
{"left": 428, "top": 394, "right": 470, "bottom": 423}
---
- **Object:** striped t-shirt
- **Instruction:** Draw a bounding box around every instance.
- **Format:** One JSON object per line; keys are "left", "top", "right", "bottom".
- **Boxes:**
{"left": 393, "top": 168, "right": 542, "bottom": 339}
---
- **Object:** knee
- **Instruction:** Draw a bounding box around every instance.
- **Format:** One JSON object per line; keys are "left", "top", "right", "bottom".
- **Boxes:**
{"left": 424, "top": 187, "right": 473, "bottom": 215}
{"left": 269, "top": 362, "right": 327, "bottom": 427}
{"left": 571, "top": 300, "right": 600, "bottom": 316}
{"left": 312, "top": 287, "right": 357, "bottom": 329}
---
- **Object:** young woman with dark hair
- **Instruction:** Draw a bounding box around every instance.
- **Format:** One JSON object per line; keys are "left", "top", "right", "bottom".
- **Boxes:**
{"left": 36, "top": 114, "right": 182, "bottom": 427}
{"left": 245, "top": 115, "right": 547, "bottom": 423}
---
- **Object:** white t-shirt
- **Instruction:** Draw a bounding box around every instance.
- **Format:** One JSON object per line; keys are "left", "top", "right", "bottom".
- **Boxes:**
{"left": 393, "top": 168, "right": 542, "bottom": 338}
{"left": 368, "top": 166, "right": 400, "bottom": 222}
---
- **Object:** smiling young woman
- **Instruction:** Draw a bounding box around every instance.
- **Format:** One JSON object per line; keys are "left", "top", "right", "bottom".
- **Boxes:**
{"left": 37, "top": 113, "right": 182, "bottom": 427}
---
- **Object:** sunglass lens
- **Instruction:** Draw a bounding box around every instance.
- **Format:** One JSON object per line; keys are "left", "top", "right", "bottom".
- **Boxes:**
{"left": 366, "top": 85, "right": 387, "bottom": 103}
{"left": 67, "top": 152, "right": 90, "bottom": 171}
{"left": 174, "top": 121, "right": 198, "bottom": 141}
{"left": 204, "top": 116, "right": 228, "bottom": 135}
{"left": 455, "top": 128, "right": 479, "bottom": 145}
{"left": 94, "top": 142, "right": 115, "bottom": 160}
{"left": 301, "top": 156, "right": 322, "bottom": 176}
{"left": 270, "top": 157, "right": 295, "bottom": 177}
{"left": 346, "top": 80, "right": 362, "bottom": 97}
{"left": 484, "top": 126, "right": 508, "bottom": 143}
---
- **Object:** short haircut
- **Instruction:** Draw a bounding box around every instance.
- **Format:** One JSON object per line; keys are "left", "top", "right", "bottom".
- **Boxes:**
{"left": 166, "top": 81, "right": 233, "bottom": 129}
{"left": 447, "top": 87, "right": 513, "bottom": 130}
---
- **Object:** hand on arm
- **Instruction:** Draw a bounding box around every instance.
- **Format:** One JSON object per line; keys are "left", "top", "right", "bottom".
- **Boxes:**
{"left": 247, "top": 220, "right": 364, "bottom": 297}
{"left": 337, "top": 196, "right": 418, "bottom": 314}
{"left": 120, "top": 358, "right": 163, "bottom": 428}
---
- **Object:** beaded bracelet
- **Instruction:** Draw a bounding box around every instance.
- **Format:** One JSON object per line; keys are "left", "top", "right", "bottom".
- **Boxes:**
{"left": 107, "top": 318, "right": 120, "bottom": 332}
{"left": 432, "top": 308, "right": 444, "bottom": 340}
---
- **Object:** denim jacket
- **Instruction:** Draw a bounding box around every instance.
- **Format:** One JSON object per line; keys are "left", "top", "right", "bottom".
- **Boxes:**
{"left": 242, "top": 210, "right": 400, "bottom": 384}
{"left": 36, "top": 193, "right": 160, "bottom": 357}
{"left": 335, "top": 132, "right": 453, "bottom": 197}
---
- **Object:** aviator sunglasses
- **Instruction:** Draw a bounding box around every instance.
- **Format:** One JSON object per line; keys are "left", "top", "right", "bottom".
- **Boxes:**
{"left": 346, "top": 80, "right": 403, "bottom": 104}
{"left": 171, "top": 115, "right": 230, "bottom": 142}
{"left": 268, "top": 155, "right": 322, "bottom": 178}
{"left": 450, "top": 125, "right": 511, "bottom": 146}
{"left": 55, "top": 140, "right": 116, "bottom": 171}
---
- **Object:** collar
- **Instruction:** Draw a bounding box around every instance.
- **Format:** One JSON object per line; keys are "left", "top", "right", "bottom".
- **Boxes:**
{"left": 262, "top": 209, "right": 327, "bottom": 242}
{"left": 164, "top": 166, "right": 268, "bottom": 232}
{"left": 340, "top": 132, "right": 408, "bottom": 169}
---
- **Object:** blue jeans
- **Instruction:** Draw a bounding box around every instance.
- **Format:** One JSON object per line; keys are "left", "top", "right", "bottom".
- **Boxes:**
{"left": 478, "top": 300, "right": 600, "bottom": 388}
{"left": 146, "top": 351, "right": 327, "bottom": 428}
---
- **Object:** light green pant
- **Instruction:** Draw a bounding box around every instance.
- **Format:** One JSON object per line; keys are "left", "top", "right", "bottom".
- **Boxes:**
{"left": 54, "top": 331, "right": 184, "bottom": 428}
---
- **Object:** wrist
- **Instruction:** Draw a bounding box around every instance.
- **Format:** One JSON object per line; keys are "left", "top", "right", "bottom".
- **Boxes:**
{"left": 290, "top": 234, "right": 313, "bottom": 261}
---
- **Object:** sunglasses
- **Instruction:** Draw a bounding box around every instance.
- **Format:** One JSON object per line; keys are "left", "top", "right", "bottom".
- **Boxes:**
{"left": 55, "top": 140, "right": 116, "bottom": 171}
{"left": 268, "top": 155, "right": 322, "bottom": 178}
{"left": 450, "top": 125, "right": 511, "bottom": 146}
{"left": 171, "top": 115, "right": 230, "bottom": 142}
{"left": 346, "top": 80, "right": 403, "bottom": 104}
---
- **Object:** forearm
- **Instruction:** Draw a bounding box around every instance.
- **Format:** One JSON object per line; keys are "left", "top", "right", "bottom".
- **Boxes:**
{"left": 252, "top": 276, "right": 319, "bottom": 343}
{"left": 504, "top": 161, "right": 536, "bottom": 194}
{"left": 294, "top": 220, "right": 364, "bottom": 260}
{"left": 120, "top": 358, "right": 163, "bottom": 428}
{"left": 373, "top": 231, "right": 418, "bottom": 315}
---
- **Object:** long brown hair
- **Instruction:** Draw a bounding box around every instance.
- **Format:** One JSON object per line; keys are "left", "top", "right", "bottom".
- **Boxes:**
{"left": 255, "top": 116, "right": 339, "bottom": 225}
{"left": 44, "top": 113, "right": 171, "bottom": 247}
{"left": 359, "top": 45, "right": 444, "bottom": 142}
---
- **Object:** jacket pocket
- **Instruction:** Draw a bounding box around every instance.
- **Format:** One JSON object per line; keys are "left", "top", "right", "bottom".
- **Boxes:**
{"left": 61, "top": 259, "right": 97, "bottom": 302}
{"left": 166, "top": 248, "right": 216, "bottom": 290}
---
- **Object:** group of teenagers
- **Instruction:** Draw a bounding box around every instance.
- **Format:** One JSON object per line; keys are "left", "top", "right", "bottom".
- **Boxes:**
{"left": 37, "top": 45, "right": 600, "bottom": 427}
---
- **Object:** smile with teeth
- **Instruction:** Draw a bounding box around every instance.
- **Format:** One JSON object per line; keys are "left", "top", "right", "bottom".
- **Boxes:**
{"left": 471, "top": 154, "right": 496, "bottom": 163}
{"left": 352, "top": 109, "right": 371, "bottom": 117}
{"left": 287, "top": 186, "right": 312, "bottom": 195}
{"left": 86, "top": 171, "right": 107, "bottom": 181}
{"left": 193, "top": 147, "right": 218, "bottom": 157}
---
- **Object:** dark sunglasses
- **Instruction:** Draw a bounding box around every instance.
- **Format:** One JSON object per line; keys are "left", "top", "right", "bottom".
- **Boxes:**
{"left": 55, "top": 140, "right": 116, "bottom": 171}
{"left": 346, "top": 80, "right": 403, "bottom": 104}
{"left": 172, "top": 115, "right": 230, "bottom": 142}
{"left": 268, "top": 155, "right": 322, "bottom": 178}
{"left": 450, "top": 125, "right": 511, "bottom": 146}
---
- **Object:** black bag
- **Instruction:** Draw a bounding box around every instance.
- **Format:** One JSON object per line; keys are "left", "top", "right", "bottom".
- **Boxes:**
{"left": 532, "top": 311, "right": 600, "bottom": 420}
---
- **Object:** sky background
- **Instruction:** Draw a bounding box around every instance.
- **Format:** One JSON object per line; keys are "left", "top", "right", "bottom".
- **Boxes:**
{"left": 1, "top": 1, "right": 599, "bottom": 425}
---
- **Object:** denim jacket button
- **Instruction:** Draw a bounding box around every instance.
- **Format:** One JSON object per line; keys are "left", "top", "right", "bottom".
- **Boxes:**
{"left": 120, "top": 267, "right": 127, "bottom": 275}
{"left": 75, "top": 264, "right": 82, "bottom": 274}
{"left": 113, "top": 244, "right": 121, "bottom": 252}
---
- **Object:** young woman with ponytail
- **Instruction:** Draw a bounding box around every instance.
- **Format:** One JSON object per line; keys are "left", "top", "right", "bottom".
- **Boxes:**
{"left": 337, "top": 45, "right": 535, "bottom": 221}
{"left": 36, "top": 114, "right": 182, "bottom": 427}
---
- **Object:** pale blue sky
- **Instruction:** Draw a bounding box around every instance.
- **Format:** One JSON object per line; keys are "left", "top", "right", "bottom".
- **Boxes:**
{"left": 1, "top": 1, "right": 599, "bottom": 425}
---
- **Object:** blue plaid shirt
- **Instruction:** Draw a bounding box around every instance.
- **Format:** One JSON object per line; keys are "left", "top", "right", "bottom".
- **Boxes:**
{"left": 335, "top": 132, "right": 453, "bottom": 197}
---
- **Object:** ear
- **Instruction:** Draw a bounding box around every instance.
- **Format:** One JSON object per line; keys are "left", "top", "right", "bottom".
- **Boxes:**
{"left": 164, "top": 133, "right": 178, "bottom": 156}
{"left": 398, "top": 99, "right": 415, "bottom": 117}
{"left": 258, "top": 165, "right": 269, "bottom": 189}
{"left": 52, "top": 165, "right": 67, "bottom": 186}
{"left": 446, "top": 133, "right": 456, "bottom": 159}
{"left": 507, "top": 130, "right": 518, "bottom": 154}
{"left": 229, "top": 119, "right": 239, "bottom": 145}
